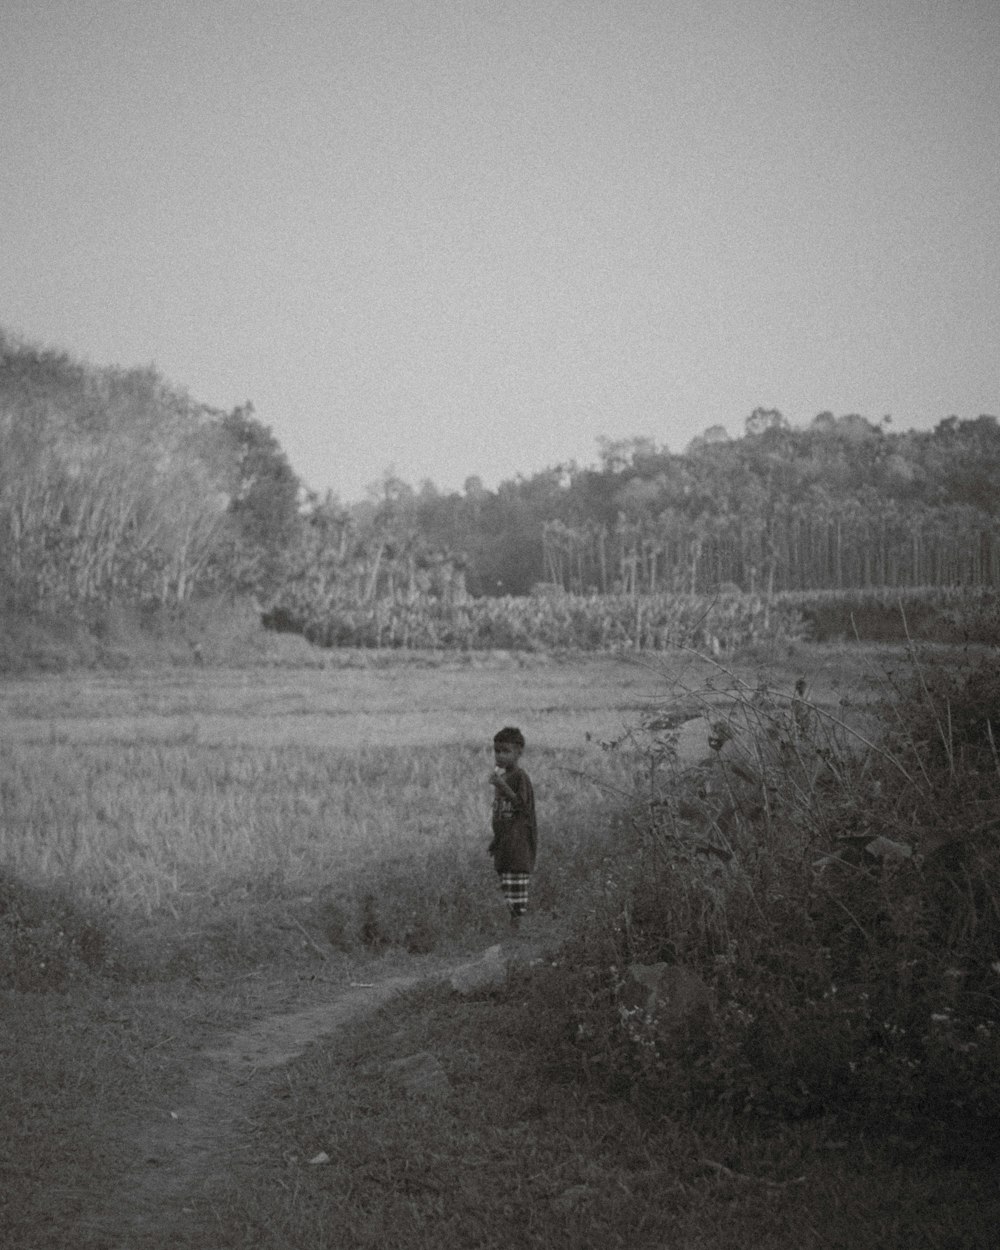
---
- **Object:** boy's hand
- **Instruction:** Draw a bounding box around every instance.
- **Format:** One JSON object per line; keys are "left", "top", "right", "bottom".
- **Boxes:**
{"left": 488, "top": 769, "right": 503, "bottom": 787}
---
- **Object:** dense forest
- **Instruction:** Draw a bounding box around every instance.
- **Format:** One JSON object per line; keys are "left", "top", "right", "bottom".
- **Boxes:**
{"left": 2, "top": 330, "right": 998, "bottom": 643}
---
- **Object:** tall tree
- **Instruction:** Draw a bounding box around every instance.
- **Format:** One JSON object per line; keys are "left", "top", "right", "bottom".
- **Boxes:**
{"left": 211, "top": 404, "right": 302, "bottom": 598}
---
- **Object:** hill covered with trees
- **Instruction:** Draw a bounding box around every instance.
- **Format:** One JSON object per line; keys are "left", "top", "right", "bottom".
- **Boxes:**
{"left": 2, "top": 330, "right": 998, "bottom": 651}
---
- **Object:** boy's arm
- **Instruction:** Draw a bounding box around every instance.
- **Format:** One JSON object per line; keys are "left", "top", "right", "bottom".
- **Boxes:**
{"left": 489, "top": 772, "right": 520, "bottom": 805}
{"left": 504, "top": 770, "right": 532, "bottom": 813}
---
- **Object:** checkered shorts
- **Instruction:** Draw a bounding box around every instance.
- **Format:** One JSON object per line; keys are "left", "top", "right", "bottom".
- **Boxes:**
{"left": 499, "top": 872, "right": 530, "bottom": 916}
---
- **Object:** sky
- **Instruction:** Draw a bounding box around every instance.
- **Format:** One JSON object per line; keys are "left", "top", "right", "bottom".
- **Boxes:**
{"left": 2, "top": 0, "right": 998, "bottom": 502}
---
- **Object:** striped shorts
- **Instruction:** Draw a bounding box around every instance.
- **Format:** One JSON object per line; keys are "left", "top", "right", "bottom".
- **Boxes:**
{"left": 499, "top": 872, "right": 530, "bottom": 916}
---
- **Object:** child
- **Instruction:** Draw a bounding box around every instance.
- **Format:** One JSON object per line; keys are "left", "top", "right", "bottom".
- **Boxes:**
{"left": 487, "top": 726, "right": 537, "bottom": 931}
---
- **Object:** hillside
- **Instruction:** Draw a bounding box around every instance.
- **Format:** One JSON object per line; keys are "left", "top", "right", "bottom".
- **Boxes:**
{"left": 3, "top": 331, "right": 998, "bottom": 649}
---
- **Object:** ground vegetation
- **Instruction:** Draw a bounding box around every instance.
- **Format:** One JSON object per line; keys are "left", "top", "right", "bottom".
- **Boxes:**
{"left": 3, "top": 332, "right": 998, "bottom": 659}
{"left": 2, "top": 640, "right": 998, "bottom": 1246}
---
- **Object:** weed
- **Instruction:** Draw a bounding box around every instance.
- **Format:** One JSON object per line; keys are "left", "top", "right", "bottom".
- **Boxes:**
{"left": 564, "top": 637, "right": 1000, "bottom": 1136}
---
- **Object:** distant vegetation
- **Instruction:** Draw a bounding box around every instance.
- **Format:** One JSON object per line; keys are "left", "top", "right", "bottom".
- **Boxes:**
{"left": 3, "top": 328, "right": 999, "bottom": 658}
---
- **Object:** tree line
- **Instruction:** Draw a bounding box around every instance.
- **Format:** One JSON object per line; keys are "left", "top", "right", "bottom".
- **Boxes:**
{"left": 538, "top": 412, "right": 1000, "bottom": 597}
{"left": 2, "top": 331, "right": 998, "bottom": 634}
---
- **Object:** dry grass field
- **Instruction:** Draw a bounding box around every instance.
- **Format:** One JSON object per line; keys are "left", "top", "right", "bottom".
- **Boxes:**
{"left": 0, "top": 653, "right": 667, "bottom": 952}
{"left": 0, "top": 643, "right": 879, "bottom": 943}
{"left": 0, "top": 652, "right": 658, "bottom": 750}
{"left": 6, "top": 640, "right": 993, "bottom": 1248}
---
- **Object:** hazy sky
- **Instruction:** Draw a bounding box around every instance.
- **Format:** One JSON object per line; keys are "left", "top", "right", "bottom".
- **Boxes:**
{"left": 3, "top": 0, "right": 998, "bottom": 501}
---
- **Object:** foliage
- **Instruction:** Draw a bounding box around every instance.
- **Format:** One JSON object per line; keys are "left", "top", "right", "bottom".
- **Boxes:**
{"left": 273, "top": 411, "right": 1000, "bottom": 631}
{"left": 0, "top": 592, "right": 289, "bottom": 672}
{"left": 268, "top": 590, "right": 803, "bottom": 652}
{"left": 783, "top": 585, "right": 1000, "bottom": 644}
{"left": 0, "top": 332, "right": 231, "bottom": 608}
{"left": 266, "top": 586, "right": 1000, "bottom": 654}
{"left": 0, "top": 331, "right": 309, "bottom": 614}
{"left": 264, "top": 475, "right": 469, "bottom": 637}
{"left": 540, "top": 412, "right": 1000, "bottom": 596}
{"left": 566, "top": 642, "right": 1000, "bottom": 1134}
{"left": 208, "top": 404, "right": 303, "bottom": 598}
{"left": 5, "top": 327, "right": 999, "bottom": 643}
{"left": 276, "top": 412, "right": 1000, "bottom": 619}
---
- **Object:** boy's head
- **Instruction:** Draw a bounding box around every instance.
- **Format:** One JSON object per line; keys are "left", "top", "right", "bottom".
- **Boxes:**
{"left": 493, "top": 725, "right": 525, "bottom": 770}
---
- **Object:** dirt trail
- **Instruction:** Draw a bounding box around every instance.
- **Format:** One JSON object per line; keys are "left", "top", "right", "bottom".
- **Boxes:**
{"left": 85, "top": 944, "right": 542, "bottom": 1249}
{"left": 78, "top": 720, "right": 720, "bottom": 1247}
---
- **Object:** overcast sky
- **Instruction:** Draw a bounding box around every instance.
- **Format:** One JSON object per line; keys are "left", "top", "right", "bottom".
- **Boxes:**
{"left": 3, "top": 0, "right": 998, "bottom": 501}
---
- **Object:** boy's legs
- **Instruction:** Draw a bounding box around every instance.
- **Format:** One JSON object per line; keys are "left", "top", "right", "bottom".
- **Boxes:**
{"left": 499, "top": 872, "right": 530, "bottom": 929}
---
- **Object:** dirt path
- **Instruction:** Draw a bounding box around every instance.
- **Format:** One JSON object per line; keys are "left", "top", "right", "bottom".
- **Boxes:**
{"left": 85, "top": 943, "right": 543, "bottom": 1249}
{"left": 76, "top": 718, "right": 724, "bottom": 1248}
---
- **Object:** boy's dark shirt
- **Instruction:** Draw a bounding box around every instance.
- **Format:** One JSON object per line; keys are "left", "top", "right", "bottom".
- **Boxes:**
{"left": 490, "top": 765, "right": 537, "bottom": 874}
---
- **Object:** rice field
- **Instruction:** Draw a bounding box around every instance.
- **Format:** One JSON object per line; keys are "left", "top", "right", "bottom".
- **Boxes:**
{"left": 0, "top": 640, "right": 889, "bottom": 966}
{"left": 0, "top": 654, "right": 659, "bottom": 752}
{"left": 0, "top": 654, "right": 684, "bottom": 966}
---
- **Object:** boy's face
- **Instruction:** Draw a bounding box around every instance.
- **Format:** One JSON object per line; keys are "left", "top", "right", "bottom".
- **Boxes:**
{"left": 493, "top": 741, "right": 521, "bottom": 771}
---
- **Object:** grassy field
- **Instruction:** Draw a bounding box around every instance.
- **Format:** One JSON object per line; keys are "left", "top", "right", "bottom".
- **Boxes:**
{"left": 0, "top": 652, "right": 670, "bottom": 965}
{"left": 3, "top": 641, "right": 994, "bottom": 1247}
{"left": 0, "top": 642, "right": 886, "bottom": 957}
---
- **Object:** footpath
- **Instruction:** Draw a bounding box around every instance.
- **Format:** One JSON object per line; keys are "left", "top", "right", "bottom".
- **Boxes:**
{"left": 86, "top": 938, "right": 551, "bottom": 1248}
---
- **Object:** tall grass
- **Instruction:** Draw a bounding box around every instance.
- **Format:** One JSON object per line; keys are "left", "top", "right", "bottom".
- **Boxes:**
{"left": 555, "top": 640, "right": 1000, "bottom": 1134}
{"left": 0, "top": 731, "right": 640, "bottom": 984}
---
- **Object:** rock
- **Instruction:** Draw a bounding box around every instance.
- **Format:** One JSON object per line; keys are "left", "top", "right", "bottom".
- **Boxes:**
{"left": 864, "top": 835, "right": 912, "bottom": 862}
{"left": 550, "top": 1184, "right": 597, "bottom": 1212}
{"left": 448, "top": 944, "right": 508, "bottom": 995}
{"left": 816, "top": 834, "right": 914, "bottom": 872}
{"left": 384, "top": 1051, "right": 449, "bottom": 1095}
{"left": 618, "top": 963, "right": 713, "bottom": 1046}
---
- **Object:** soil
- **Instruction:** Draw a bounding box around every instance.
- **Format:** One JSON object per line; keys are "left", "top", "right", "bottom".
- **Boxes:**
{"left": 81, "top": 940, "right": 550, "bottom": 1249}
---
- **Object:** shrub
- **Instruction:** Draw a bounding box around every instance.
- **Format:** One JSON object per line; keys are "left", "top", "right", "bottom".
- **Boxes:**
{"left": 273, "top": 591, "right": 805, "bottom": 654}
{"left": 563, "top": 641, "right": 1000, "bottom": 1134}
{"left": 785, "top": 585, "right": 1000, "bottom": 644}
{"left": 0, "top": 593, "right": 275, "bottom": 672}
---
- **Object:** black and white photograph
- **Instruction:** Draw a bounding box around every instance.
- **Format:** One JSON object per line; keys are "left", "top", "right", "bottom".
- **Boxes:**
{"left": 2, "top": 1, "right": 998, "bottom": 1245}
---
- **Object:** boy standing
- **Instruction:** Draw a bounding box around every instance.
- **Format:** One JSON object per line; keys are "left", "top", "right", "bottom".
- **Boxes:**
{"left": 487, "top": 726, "right": 537, "bottom": 931}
